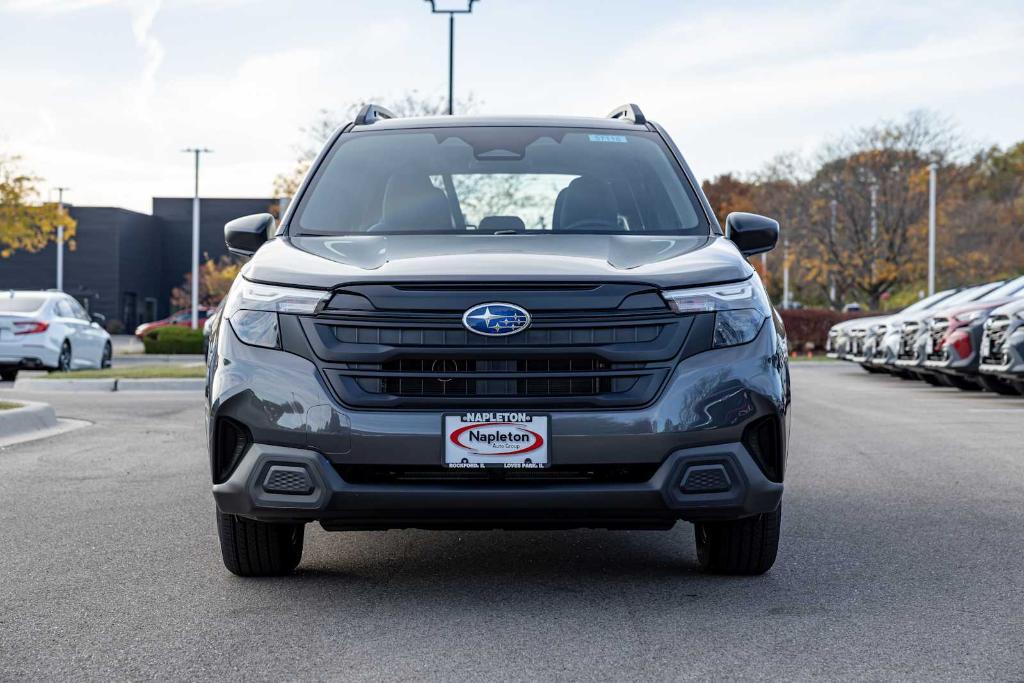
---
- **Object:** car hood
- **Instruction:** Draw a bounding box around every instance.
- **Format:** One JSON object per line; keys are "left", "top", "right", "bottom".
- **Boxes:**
{"left": 937, "top": 296, "right": 1022, "bottom": 319}
{"left": 242, "top": 234, "right": 754, "bottom": 289}
{"left": 990, "top": 298, "right": 1024, "bottom": 317}
{"left": 845, "top": 315, "right": 889, "bottom": 332}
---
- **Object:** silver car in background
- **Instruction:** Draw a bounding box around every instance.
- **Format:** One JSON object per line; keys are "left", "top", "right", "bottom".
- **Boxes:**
{"left": 978, "top": 297, "right": 1024, "bottom": 395}
{"left": 0, "top": 290, "right": 112, "bottom": 382}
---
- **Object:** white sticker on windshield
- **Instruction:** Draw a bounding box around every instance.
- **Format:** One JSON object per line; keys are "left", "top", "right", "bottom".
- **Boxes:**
{"left": 588, "top": 134, "right": 628, "bottom": 143}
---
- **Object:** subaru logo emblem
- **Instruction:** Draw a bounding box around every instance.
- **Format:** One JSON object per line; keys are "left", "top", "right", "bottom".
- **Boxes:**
{"left": 462, "top": 302, "right": 531, "bottom": 336}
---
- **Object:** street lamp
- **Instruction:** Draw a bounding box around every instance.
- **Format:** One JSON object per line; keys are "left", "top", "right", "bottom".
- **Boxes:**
{"left": 52, "top": 187, "right": 69, "bottom": 291}
{"left": 423, "top": 0, "right": 479, "bottom": 115}
{"left": 182, "top": 148, "right": 212, "bottom": 329}
{"left": 829, "top": 198, "right": 838, "bottom": 306}
{"left": 927, "top": 162, "right": 937, "bottom": 296}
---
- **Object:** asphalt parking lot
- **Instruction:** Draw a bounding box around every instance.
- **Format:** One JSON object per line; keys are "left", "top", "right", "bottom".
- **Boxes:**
{"left": 1, "top": 363, "right": 1023, "bottom": 681}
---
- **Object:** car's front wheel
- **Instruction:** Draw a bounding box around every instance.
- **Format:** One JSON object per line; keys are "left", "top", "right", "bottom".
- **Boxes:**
{"left": 977, "top": 375, "right": 1018, "bottom": 396}
{"left": 100, "top": 342, "right": 112, "bottom": 369}
{"left": 0, "top": 368, "right": 17, "bottom": 382}
{"left": 694, "top": 506, "right": 781, "bottom": 575}
{"left": 216, "top": 511, "right": 304, "bottom": 577}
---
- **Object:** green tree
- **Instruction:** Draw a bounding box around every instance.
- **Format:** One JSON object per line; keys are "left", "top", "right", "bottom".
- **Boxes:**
{"left": 0, "top": 155, "right": 76, "bottom": 258}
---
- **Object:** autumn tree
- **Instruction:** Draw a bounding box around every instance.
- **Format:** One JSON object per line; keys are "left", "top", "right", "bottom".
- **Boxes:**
{"left": 0, "top": 155, "right": 76, "bottom": 258}
{"left": 805, "top": 111, "right": 961, "bottom": 309}
{"left": 171, "top": 255, "right": 241, "bottom": 310}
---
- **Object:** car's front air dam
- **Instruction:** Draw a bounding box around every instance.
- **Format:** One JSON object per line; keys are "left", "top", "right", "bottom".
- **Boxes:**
{"left": 212, "top": 440, "right": 783, "bottom": 529}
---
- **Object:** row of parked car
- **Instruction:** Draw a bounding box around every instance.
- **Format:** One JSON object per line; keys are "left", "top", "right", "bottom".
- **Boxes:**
{"left": 826, "top": 275, "right": 1024, "bottom": 395}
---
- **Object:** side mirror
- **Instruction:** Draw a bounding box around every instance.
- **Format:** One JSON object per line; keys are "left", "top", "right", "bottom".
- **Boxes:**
{"left": 90, "top": 312, "right": 106, "bottom": 325}
{"left": 724, "top": 212, "right": 779, "bottom": 257}
{"left": 225, "top": 213, "right": 275, "bottom": 256}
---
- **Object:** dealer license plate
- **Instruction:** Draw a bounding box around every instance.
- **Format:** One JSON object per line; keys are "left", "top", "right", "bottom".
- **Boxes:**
{"left": 444, "top": 412, "right": 549, "bottom": 468}
{"left": 980, "top": 336, "right": 991, "bottom": 358}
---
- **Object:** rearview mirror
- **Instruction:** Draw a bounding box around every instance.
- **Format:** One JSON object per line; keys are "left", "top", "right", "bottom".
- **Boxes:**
{"left": 225, "top": 213, "right": 275, "bottom": 256}
{"left": 90, "top": 312, "right": 106, "bottom": 325}
{"left": 724, "top": 212, "right": 779, "bottom": 257}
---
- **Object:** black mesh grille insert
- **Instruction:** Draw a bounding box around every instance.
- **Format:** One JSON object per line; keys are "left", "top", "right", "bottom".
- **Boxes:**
{"left": 335, "top": 464, "right": 660, "bottom": 485}
{"left": 354, "top": 357, "right": 634, "bottom": 398}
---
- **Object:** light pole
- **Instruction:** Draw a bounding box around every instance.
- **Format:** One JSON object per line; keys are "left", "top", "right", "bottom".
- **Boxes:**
{"left": 927, "top": 163, "right": 937, "bottom": 296}
{"left": 182, "top": 148, "right": 212, "bottom": 329}
{"left": 424, "top": 0, "right": 479, "bottom": 115}
{"left": 53, "top": 187, "right": 69, "bottom": 291}
{"left": 782, "top": 238, "right": 790, "bottom": 309}
{"left": 829, "top": 199, "right": 837, "bottom": 307}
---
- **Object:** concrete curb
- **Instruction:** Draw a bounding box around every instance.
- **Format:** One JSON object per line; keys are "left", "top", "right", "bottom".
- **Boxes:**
{"left": 14, "top": 378, "right": 117, "bottom": 392}
{"left": 12, "top": 378, "right": 203, "bottom": 392}
{"left": 113, "top": 354, "right": 205, "bottom": 364}
{"left": 117, "top": 378, "right": 205, "bottom": 392}
{"left": 0, "top": 400, "right": 58, "bottom": 439}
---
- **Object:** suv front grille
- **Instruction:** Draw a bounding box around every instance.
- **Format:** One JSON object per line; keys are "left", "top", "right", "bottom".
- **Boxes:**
{"left": 982, "top": 315, "right": 1011, "bottom": 365}
{"left": 927, "top": 318, "right": 949, "bottom": 361}
{"left": 284, "top": 283, "right": 705, "bottom": 409}
{"left": 898, "top": 321, "right": 920, "bottom": 360}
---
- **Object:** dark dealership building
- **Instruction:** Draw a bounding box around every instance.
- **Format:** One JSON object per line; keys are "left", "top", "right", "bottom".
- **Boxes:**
{"left": 0, "top": 197, "right": 279, "bottom": 330}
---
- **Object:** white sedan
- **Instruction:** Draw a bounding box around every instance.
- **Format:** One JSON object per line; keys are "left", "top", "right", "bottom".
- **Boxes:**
{"left": 0, "top": 290, "right": 112, "bottom": 382}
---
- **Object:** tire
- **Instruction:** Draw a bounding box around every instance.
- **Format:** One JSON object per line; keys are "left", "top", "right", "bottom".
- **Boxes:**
{"left": 1013, "top": 381, "right": 1024, "bottom": 397}
{"left": 694, "top": 506, "right": 781, "bottom": 576}
{"left": 56, "top": 341, "right": 72, "bottom": 372}
{"left": 217, "top": 511, "right": 304, "bottom": 577}
{"left": 921, "top": 373, "right": 944, "bottom": 387}
{"left": 100, "top": 342, "right": 112, "bottom": 369}
{"left": 977, "top": 375, "right": 1018, "bottom": 396}
{"left": 0, "top": 368, "right": 17, "bottom": 382}
{"left": 946, "top": 375, "right": 981, "bottom": 391}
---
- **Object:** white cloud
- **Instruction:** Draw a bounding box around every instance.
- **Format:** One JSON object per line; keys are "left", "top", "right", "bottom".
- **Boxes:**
{"left": 1, "top": 0, "right": 1022, "bottom": 211}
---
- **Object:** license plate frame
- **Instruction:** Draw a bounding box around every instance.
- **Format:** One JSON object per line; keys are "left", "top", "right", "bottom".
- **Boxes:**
{"left": 443, "top": 412, "right": 549, "bottom": 469}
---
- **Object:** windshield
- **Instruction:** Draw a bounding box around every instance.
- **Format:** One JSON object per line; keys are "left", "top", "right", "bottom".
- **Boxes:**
{"left": 980, "top": 275, "right": 1024, "bottom": 301}
{"left": 292, "top": 127, "right": 707, "bottom": 236}
{"left": 0, "top": 293, "right": 47, "bottom": 313}
{"left": 902, "top": 289, "right": 956, "bottom": 314}
{"left": 948, "top": 282, "right": 1002, "bottom": 306}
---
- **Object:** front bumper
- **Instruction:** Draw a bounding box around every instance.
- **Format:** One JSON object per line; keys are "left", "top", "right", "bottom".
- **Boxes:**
{"left": 979, "top": 328, "right": 1024, "bottom": 380}
{"left": 923, "top": 325, "right": 983, "bottom": 376}
{"left": 207, "top": 318, "right": 790, "bottom": 528}
{"left": 212, "top": 440, "right": 783, "bottom": 529}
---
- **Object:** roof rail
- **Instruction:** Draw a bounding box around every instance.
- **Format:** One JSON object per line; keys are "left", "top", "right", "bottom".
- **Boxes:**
{"left": 354, "top": 103, "right": 397, "bottom": 126}
{"left": 606, "top": 103, "right": 646, "bottom": 125}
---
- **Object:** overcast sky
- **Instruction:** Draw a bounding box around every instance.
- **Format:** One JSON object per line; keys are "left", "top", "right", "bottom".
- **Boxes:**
{"left": 2, "top": 0, "right": 1022, "bottom": 213}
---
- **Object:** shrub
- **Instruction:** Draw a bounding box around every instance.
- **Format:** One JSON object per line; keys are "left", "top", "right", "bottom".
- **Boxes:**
{"left": 105, "top": 318, "right": 125, "bottom": 335}
{"left": 778, "top": 309, "right": 874, "bottom": 352}
{"left": 143, "top": 326, "right": 204, "bottom": 354}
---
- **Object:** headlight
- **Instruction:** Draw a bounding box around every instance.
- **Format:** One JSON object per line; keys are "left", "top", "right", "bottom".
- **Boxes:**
{"left": 223, "top": 279, "right": 328, "bottom": 348}
{"left": 661, "top": 279, "right": 770, "bottom": 348}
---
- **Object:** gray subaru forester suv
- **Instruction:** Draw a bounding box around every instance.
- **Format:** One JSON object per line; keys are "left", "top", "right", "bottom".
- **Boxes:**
{"left": 207, "top": 104, "right": 790, "bottom": 576}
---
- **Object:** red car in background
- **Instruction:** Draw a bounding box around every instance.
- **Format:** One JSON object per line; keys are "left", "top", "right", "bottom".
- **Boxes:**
{"left": 134, "top": 308, "right": 213, "bottom": 339}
